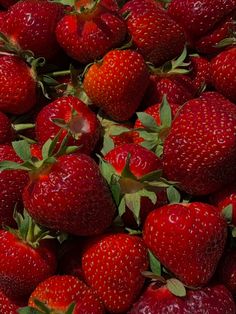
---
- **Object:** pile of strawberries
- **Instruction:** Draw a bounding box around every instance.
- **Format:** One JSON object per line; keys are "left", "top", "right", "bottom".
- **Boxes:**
{"left": 0, "top": 0, "right": 235, "bottom": 312}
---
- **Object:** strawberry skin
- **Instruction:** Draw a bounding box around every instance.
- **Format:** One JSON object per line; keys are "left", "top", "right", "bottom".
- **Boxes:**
{"left": 0, "top": 290, "right": 26, "bottom": 314}
{"left": 188, "top": 55, "right": 212, "bottom": 91}
{"left": 0, "top": 112, "right": 15, "bottom": 144}
{"left": 211, "top": 48, "right": 236, "bottom": 103}
{"left": 163, "top": 92, "right": 236, "bottom": 195}
{"left": 82, "top": 233, "right": 149, "bottom": 313}
{"left": 143, "top": 202, "right": 227, "bottom": 287}
{"left": 23, "top": 154, "right": 116, "bottom": 236}
{"left": 121, "top": 0, "right": 186, "bottom": 66}
{"left": 83, "top": 49, "right": 149, "bottom": 121}
{"left": 0, "top": 56, "right": 36, "bottom": 115}
{"left": 218, "top": 250, "right": 236, "bottom": 297}
{"left": 35, "top": 96, "right": 101, "bottom": 155}
{"left": 56, "top": 0, "right": 126, "bottom": 63}
{"left": 129, "top": 283, "right": 236, "bottom": 314}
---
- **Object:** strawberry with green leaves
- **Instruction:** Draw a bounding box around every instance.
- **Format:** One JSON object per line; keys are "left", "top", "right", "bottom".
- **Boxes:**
{"left": 143, "top": 202, "right": 227, "bottom": 287}
{"left": 83, "top": 49, "right": 149, "bottom": 121}
{"left": 82, "top": 233, "right": 149, "bottom": 313}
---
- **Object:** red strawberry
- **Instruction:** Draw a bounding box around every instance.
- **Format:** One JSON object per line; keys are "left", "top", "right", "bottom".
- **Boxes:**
{"left": 129, "top": 283, "right": 236, "bottom": 314}
{"left": 0, "top": 290, "right": 26, "bottom": 314}
{"left": 121, "top": 0, "right": 186, "bottom": 66}
{"left": 82, "top": 233, "right": 149, "bottom": 313}
{"left": 211, "top": 47, "right": 236, "bottom": 103}
{"left": 83, "top": 49, "right": 149, "bottom": 121}
{"left": 163, "top": 92, "right": 236, "bottom": 195}
{"left": 188, "top": 55, "right": 212, "bottom": 91}
{"left": 1, "top": 0, "right": 64, "bottom": 59}
{"left": 218, "top": 250, "right": 236, "bottom": 297}
{"left": 143, "top": 202, "right": 227, "bottom": 287}
{"left": 35, "top": 96, "right": 101, "bottom": 155}
{"left": 0, "top": 55, "right": 36, "bottom": 115}
{"left": 0, "top": 112, "right": 15, "bottom": 144}
{"left": 0, "top": 144, "right": 28, "bottom": 227}
{"left": 22, "top": 275, "right": 105, "bottom": 314}
{"left": 56, "top": 0, "right": 126, "bottom": 63}
{"left": 0, "top": 210, "right": 57, "bottom": 298}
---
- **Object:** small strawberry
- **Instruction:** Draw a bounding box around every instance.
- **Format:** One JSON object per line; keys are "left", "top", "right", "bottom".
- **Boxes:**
{"left": 129, "top": 283, "right": 236, "bottom": 313}
{"left": 218, "top": 249, "right": 236, "bottom": 297}
{"left": 19, "top": 275, "right": 105, "bottom": 314}
{"left": 0, "top": 210, "right": 57, "bottom": 298}
{"left": 143, "top": 202, "right": 227, "bottom": 287}
{"left": 0, "top": 112, "right": 15, "bottom": 144}
{"left": 82, "top": 233, "right": 149, "bottom": 313}
{"left": 163, "top": 92, "right": 236, "bottom": 195}
{"left": 188, "top": 55, "right": 212, "bottom": 91}
{"left": 121, "top": 0, "right": 186, "bottom": 66}
{"left": 83, "top": 49, "right": 149, "bottom": 121}
{"left": 211, "top": 47, "right": 236, "bottom": 103}
{"left": 0, "top": 290, "right": 26, "bottom": 314}
{"left": 35, "top": 96, "right": 101, "bottom": 155}
{"left": 56, "top": 0, "right": 126, "bottom": 63}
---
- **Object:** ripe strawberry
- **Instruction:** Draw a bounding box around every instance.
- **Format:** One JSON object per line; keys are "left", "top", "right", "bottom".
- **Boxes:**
{"left": 163, "top": 92, "right": 236, "bottom": 195}
{"left": 0, "top": 290, "right": 26, "bottom": 314}
{"left": 56, "top": 0, "right": 126, "bottom": 63}
{"left": 211, "top": 48, "right": 236, "bottom": 103}
{"left": 121, "top": 0, "right": 186, "bottom": 66}
{"left": 218, "top": 250, "right": 236, "bottom": 297}
{"left": 1, "top": 0, "right": 65, "bottom": 59}
{"left": 0, "top": 144, "right": 28, "bottom": 227}
{"left": 0, "top": 210, "right": 57, "bottom": 298}
{"left": 82, "top": 233, "right": 149, "bottom": 313}
{"left": 143, "top": 202, "right": 227, "bottom": 287}
{"left": 0, "top": 112, "right": 15, "bottom": 144}
{"left": 0, "top": 55, "right": 36, "bottom": 115}
{"left": 35, "top": 96, "right": 101, "bottom": 155}
{"left": 20, "top": 275, "right": 105, "bottom": 314}
{"left": 188, "top": 55, "right": 212, "bottom": 91}
{"left": 129, "top": 283, "right": 236, "bottom": 313}
{"left": 83, "top": 49, "right": 149, "bottom": 121}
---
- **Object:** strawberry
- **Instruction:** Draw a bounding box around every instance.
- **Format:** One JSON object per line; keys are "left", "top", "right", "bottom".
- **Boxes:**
{"left": 0, "top": 210, "right": 57, "bottom": 298}
{"left": 121, "top": 0, "right": 186, "bottom": 66}
{"left": 0, "top": 0, "right": 17, "bottom": 8}
{"left": 0, "top": 55, "right": 37, "bottom": 115}
{"left": 143, "top": 202, "right": 227, "bottom": 287}
{"left": 83, "top": 49, "right": 149, "bottom": 121}
{"left": 218, "top": 250, "right": 236, "bottom": 297}
{"left": 211, "top": 47, "right": 236, "bottom": 103}
{"left": 188, "top": 55, "right": 212, "bottom": 91}
{"left": 19, "top": 275, "right": 105, "bottom": 314}
{"left": 0, "top": 144, "right": 28, "bottom": 227}
{"left": 0, "top": 290, "right": 26, "bottom": 314}
{"left": 0, "top": 112, "right": 15, "bottom": 144}
{"left": 35, "top": 96, "right": 101, "bottom": 155}
{"left": 82, "top": 233, "right": 149, "bottom": 313}
{"left": 129, "top": 283, "right": 236, "bottom": 313}
{"left": 56, "top": 0, "right": 126, "bottom": 63}
{"left": 163, "top": 92, "right": 236, "bottom": 195}
{"left": 1, "top": 0, "right": 65, "bottom": 59}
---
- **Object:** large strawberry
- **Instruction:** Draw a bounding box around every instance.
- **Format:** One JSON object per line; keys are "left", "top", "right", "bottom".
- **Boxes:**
{"left": 0, "top": 210, "right": 57, "bottom": 298}
{"left": 82, "top": 233, "right": 149, "bottom": 313}
{"left": 56, "top": 0, "right": 126, "bottom": 63}
{"left": 143, "top": 202, "right": 227, "bottom": 287}
{"left": 121, "top": 0, "right": 186, "bottom": 66}
{"left": 163, "top": 92, "right": 236, "bottom": 195}
{"left": 35, "top": 96, "right": 101, "bottom": 155}
{"left": 211, "top": 47, "right": 236, "bottom": 103}
{"left": 129, "top": 283, "right": 236, "bottom": 313}
{"left": 83, "top": 49, "right": 149, "bottom": 121}
{"left": 0, "top": 0, "right": 64, "bottom": 59}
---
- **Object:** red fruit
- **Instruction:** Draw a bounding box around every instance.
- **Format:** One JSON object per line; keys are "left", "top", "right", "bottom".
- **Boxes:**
{"left": 143, "top": 202, "right": 227, "bottom": 287}
{"left": 0, "top": 290, "right": 26, "bottom": 314}
{"left": 28, "top": 275, "right": 105, "bottom": 314}
{"left": 56, "top": 0, "right": 126, "bottom": 63}
{"left": 35, "top": 96, "right": 101, "bottom": 155}
{"left": 163, "top": 92, "right": 236, "bottom": 195}
{"left": 82, "top": 233, "right": 149, "bottom": 313}
{"left": 188, "top": 55, "right": 212, "bottom": 91}
{"left": 0, "top": 55, "right": 36, "bottom": 115}
{"left": 129, "top": 283, "right": 236, "bottom": 314}
{"left": 218, "top": 250, "right": 236, "bottom": 297}
{"left": 0, "top": 145, "right": 28, "bottom": 227}
{"left": 0, "top": 112, "right": 14, "bottom": 144}
{"left": 1, "top": 0, "right": 64, "bottom": 59}
{"left": 83, "top": 49, "right": 149, "bottom": 121}
{"left": 0, "top": 0, "right": 17, "bottom": 8}
{"left": 121, "top": 0, "right": 186, "bottom": 66}
{"left": 211, "top": 47, "right": 236, "bottom": 103}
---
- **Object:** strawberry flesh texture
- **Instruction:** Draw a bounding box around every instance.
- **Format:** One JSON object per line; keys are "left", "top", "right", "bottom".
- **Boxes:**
{"left": 0, "top": 56, "right": 36, "bottom": 115}
{"left": 0, "top": 112, "right": 15, "bottom": 144}
{"left": 35, "top": 96, "right": 101, "bottom": 155}
{"left": 129, "top": 284, "right": 236, "bottom": 314}
{"left": 143, "top": 202, "right": 227, "bottom": 287}
{"left": 23, "top": 154, "right": 116, "bottom": 236}
{"left": 82, "top": 233, "right": 149, "bottom": 313}
{"left": 0, "top": 289, "right": 26, "bottom": 314}
{"left": 56, "top": 0, "right": 126, "bottom": 64}
{"left": 121, "top": 0, "right": 186, "bottom": 66}
{"left": 217, "top": 250, "right": 236, "bottom": 297}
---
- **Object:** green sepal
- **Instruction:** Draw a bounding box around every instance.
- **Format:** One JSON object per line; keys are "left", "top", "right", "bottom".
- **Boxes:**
{"left": 160, "top": 95, "right": 172, "bottom": 128}
{"left": 0, "top": 161, "right": 31, "bottom": 171}
{"left": 109, "top": 125, "right": 130, "bottom": 136}
{"left": 155, "top": 144, "right": 163, "bottom": 157}
{"left": 101, "top": 134, "right": 115, "bottom": 156}
{"left": 97, "top": 155, "right": 116, "bottom": 185}
{"left": 139, "top": 170, "right": 163, "bottom": 183}
{"left": 141, "top": 271, "right": 166, "bottom": 283}
{"left": 121, "top": 153, "right": 137, "bottom": 180}
{"left": 17, "top": 306, "right": 43, "bottom": 314}
{"left": 110, "top": 177, "right": 122, "bottom": 206}
{"left": 31, "top": 299, "right": 50, "bottom": 314}
{"left": 166, "top": 278, "right": 186, "bottom": 297}
{"left": 118, "top": 197, "right": 126, "bottom": 217}
{"left": 148, "top": 250, "right": 162, "bottom": 276}
{"left": 232, "top": 227, "right": 236, "bottom": 238}
{"left": 12, "top": 140, "right": 32, "bottom": 161}
{"left": 125, "top": 228, "right": 142, "bottom": 235}
{"left": 136, "top": 112, "right": 160, "bottom": 132}
{"left": 222, "top": 204, "right": 233, "bottom": 223}
{"left": 13, "top": 123, "right": 36, "bottom": 132}
{"left": 167, "top": 186, "right": 181, "bottom": 204}
{"left": 65, "top": 302, "right": 76, "bottom": 314}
